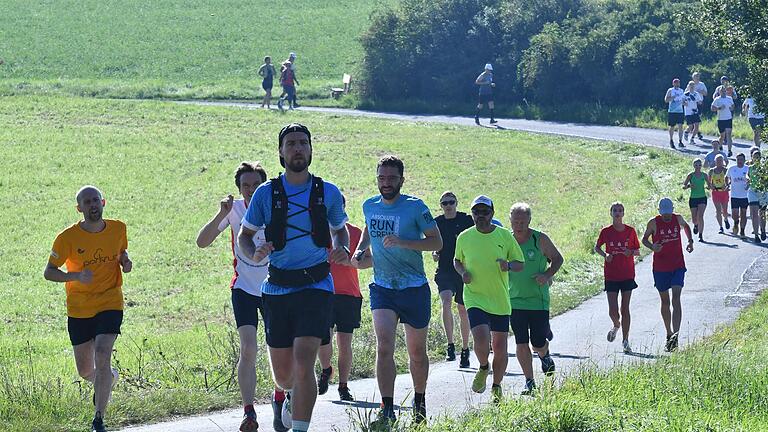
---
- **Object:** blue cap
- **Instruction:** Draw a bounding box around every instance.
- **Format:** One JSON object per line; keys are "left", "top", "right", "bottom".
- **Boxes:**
{"left": 659, "top": 197, "right": 674, "bottom": 215}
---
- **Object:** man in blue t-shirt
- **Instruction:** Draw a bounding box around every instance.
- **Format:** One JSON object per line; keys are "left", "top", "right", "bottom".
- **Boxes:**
{"left": 238, "top": 123, "right": 350, "bottom": 432}
{"left": 351, "top": 155, "right": 442, "bottom": 427}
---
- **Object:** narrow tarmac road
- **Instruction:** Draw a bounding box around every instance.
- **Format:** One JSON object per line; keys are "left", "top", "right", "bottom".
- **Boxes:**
{"left": 120, "top": 102, "right": 765, "bottom": 432}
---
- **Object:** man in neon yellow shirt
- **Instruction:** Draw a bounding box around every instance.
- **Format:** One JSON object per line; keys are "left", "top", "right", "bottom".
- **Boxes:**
{"left": 454, "top": 195, "right": 524, "bottom": 403}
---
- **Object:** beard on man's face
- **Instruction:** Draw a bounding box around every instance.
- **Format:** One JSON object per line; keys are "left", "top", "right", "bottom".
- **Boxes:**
{"left": 379, "top": 182, "right": 401, "bottom": 200}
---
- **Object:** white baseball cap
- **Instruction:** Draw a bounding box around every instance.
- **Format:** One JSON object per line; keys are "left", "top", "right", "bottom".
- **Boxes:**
{"left": 471, "top": 195, "right": 494, "bottom": 209}
{"left": 289, "top": 52, "right": 297, "bottom": 58}
{"left": 484, "top": 63, "right": 493, "bottom": 71}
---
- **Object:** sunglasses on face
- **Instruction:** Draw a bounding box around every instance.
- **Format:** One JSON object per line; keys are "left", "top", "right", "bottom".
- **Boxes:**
{"left": 441, "top": 200, "right": 456, "bottom": 206}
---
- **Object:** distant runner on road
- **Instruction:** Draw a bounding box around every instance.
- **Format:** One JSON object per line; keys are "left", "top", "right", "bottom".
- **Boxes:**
{"left": 743, "top": 96, "right": 765, "bottom": 147}
{"left": 258, "top": 56, "right": 276, "bottom": 109}
{"left": 712, "top": 86, "right": 736, "bottom": 157}
{"left": 508, "top": 203, "right": 564, "bottom": 395}
{"left": 727, "top": 153, "right": 750, "bottom": 237}
{"left": 595, "top": 202, "right": 640, "bottom": 353}
{"left": 747, "top": 148, "right": 766, "bottom": 243}
{"left": 709, "top": 154, "right": 731, "bottom": 234}
{"left": 641, "top": 198, "right": 694, "bottom": 352}
{"left": 665, "top": 78, "right": 685, "bottom": 149}
{"left": 474, "top": 64, "right": 497, "bottom": 125}
{"left": 682, "top": 158, "right": 712, "bottom": 242}
{"left": 433, "top": 191, "right": 474, "bottom": 368}
{"left": 454, "top": 195, "right": 523, "bottom": 404}
{"left": 683, "top": 81, "right": 703, "bottom": 146}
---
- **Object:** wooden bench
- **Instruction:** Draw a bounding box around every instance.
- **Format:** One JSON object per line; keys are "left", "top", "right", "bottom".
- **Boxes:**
{"left": 330, "top": 74, "right": 352, "bottom": 99}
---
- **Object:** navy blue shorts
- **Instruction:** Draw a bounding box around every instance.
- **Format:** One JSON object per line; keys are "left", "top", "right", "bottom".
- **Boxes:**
{"left": 467, "top": 307, "right": 509, "bottom": 332}
{"left": 262, "top": 79, "right": 273, "bottom": 91}
{"left": 369, "top": 283, "right": 431, "bottom": 329}
{"left": 231, "top": 288, "right": 263, "bottom": 329}
{"left": 653, "top": 268, "right": 686, "bottom": 292}
{"left": 68, "top": 310, "right": 123, "bottom": 346}
{"left": 478, "top": 93, "right": 493, "bottom": 105}
{"left": 750, "top": 117, "right": 765, "bottom": 130}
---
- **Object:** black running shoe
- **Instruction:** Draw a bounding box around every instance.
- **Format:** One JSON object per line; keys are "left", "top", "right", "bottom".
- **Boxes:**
{"left": 725, "top": 218, "right": 731, "bottom": 229}
{"left": 540, "top": 352, "right": 556, "bottom": 375}
{"left": 698, "top": 132, "right": 703, "bottom": 140}
{"left": 370, "top": 407, "right": 397, "bottom": 431}
{"left": 459, "top": 348, "right": 470, "bottom": 368}
{"left": 272, "top": 399, "right": 289, "bottom": 432}
{"left": 693, "top": 225, "right": 698, "bottom": 235}
{"left": 665, "top": 333, "right": 679, "bottom": 352}
{"left": 755, "top": 235, "right": 762, "bottom": 244}
{"left": 490, "top": 118, "right": 498, "bottom": 124}
{"left": 521, "top": 379, "right": 536, "bottom": 396}
{"left": 92, "top": 416, "right": 107, "bottom": 432}
{"left": 338, "top": 386, "right": 354, "bottom": 402}
{"left": 762, "top": 233, "right": 767, "bottom": 241}
{"left": 670, "top": 140, "right": 676, "bottom": 149}
{"left": 699, "top": 233, "right": 704, "bottom": 242}
{"left": 684, "top": 131, "right": 689, "bottom": 141}
{"left": 679, "top": 141, "right": 685, "bottom": 148}
{"left": 728, "top": 150, "right": 733, "bottom": 157}
{"left": 445, "top": 343, "right": 456, "bottom": 361}
{"left": 474, "top": 116, "right": 480, "bottom": 125}
{"left": 412, "top": 398, "right": 427, "bottom": 425}
{"left": 318, "top": 366, "right": 332, "bottom": 395}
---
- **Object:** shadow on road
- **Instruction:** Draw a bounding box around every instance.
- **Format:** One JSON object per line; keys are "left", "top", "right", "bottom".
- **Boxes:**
{"left": 624, "top": 351, "right": 659, "bottom": 359}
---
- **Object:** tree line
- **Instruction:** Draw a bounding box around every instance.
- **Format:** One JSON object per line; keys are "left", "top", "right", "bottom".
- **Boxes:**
{"left": 359, "top": 0, "right": 752, "bottom": 110}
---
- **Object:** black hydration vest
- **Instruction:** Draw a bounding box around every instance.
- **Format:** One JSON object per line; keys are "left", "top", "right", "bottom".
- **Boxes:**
{"left": 264, "top": 175, "right": 332, "bottom": 251}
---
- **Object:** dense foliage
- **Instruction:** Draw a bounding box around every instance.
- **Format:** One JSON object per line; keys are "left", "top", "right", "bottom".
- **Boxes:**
{"left": 359, "top": 0, "right": 744, "bottom": 108}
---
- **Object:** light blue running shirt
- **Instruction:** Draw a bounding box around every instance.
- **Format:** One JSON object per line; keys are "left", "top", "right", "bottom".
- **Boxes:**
{"left": 242, "top": 174, "right": 348, "bottom": 295}
{"left": 363, "top": 194, "right": 437, "bottom": 290}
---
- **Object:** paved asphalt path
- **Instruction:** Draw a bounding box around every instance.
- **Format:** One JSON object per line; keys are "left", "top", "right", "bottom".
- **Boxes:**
{"left": 120, "top": 102, "right": 766, "bottom": 432}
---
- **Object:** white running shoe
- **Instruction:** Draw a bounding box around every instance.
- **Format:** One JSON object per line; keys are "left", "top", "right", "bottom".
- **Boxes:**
{"left": 622, "top": 340, "right": 632, "bottom": 353}
{"left": 281, "top": 391, "right": 292, "bottom": 429}
{"left": 607, "top": 326, "right": 619, "bottom": 342}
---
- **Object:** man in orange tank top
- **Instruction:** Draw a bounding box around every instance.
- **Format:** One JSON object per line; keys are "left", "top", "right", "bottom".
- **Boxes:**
{"left": 641, "top": 198, "right": 694, "bottom": 352}
{"left": 44, "top": 186, "right": 131, "bottom": 432}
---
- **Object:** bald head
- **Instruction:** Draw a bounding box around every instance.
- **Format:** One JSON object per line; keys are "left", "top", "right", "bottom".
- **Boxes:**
{"left": 76, "top": 185, "right": 103, "bottom": 205}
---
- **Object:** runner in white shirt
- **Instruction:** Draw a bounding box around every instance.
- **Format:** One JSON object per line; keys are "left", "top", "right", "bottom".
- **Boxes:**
{"left": 711, "top": 86, "right": 735, "bottom": 156}
{"left": 692, "top": 72, "right": 707, "bottom": 140}
{"left": 743, "top": 96, "right": 765, "bottom": 146}
{"left": 726, "top": 154, "right": 750, "bottom": 237}
{"left": 196, "top": 161, "right": 288, "bottom": 432}
{"left": 683, "top": 81, "right": 703, "bottom": 145}
{"left": 665, "top": 78, "right": 686, "bottom": 149}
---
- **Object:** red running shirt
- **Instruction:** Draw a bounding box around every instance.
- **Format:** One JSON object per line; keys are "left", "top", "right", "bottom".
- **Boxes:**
{"left": 596, "top": 224, "right": 640, "bottom": 281}
{"left": 329, "top": 223, "right": 362, "bottom": 297}
{"left": 652, "top": 214, "right": 686, "bottom": 272}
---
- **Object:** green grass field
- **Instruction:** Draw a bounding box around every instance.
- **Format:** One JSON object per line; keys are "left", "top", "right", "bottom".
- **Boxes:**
{"left": 0, "top": 96, "right": 690, "bottom": 431}
{"left": 422, "top": 285, "right": 768, "bottom": 432}
{"left": 0, "top": 0, "right": 383, "bottom": 100}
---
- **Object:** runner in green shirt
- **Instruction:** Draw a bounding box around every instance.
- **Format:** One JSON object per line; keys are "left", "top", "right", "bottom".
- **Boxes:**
{"left": 508, "top": 202, "right": 564, "bottom": 395}
{"left": 454, "top": 195, "right": 523, "bottom": 404}
{"left": 683, "top": 158, "right": 712, "bottom": 242}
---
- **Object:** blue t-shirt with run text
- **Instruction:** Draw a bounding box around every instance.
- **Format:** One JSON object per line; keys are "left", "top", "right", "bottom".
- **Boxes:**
{"left": 363, "top": 194, "right": 437, "bottom": 290}
{"left": 242, "top": 174, "right": 347, "bottom": 295}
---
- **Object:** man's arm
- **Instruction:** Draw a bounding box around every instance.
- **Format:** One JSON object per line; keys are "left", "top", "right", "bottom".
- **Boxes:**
{"left": 453, "top": 258, "right": 471, "bottom": 284}
{"left": 328, "top": 224, "right": 351, "bottom": 264}
{"left": 641, "top": 219, "right": 660, "bottom": 251}
{"left": 538, "top": 233, "right": 564, "bottom": 280}
{"left": 350, "top": 225, "right": 373, "bottom": 269}
{"left": 44, "top": 263, "right": 91, "bottom": 284}
{"left": 382, "top": 226, "right": 443, "bottom": 251}
{"left": 677, "top": 214, "right": 694, "bottom": 252}
{"left": 237, "top": 226, "right": 273, "bottom": 262}
{"left": 196, "top": 195, "right": 233, "bottom": 248}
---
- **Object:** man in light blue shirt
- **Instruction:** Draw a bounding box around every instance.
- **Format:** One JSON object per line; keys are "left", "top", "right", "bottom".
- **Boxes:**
{"left": 239, "top": 123, "right": 350, "bottom": 432}
{"left": 352, "top": 155, "right": 442, "bottom": 427}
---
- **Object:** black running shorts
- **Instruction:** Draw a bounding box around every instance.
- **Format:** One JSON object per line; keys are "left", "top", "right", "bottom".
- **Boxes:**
{"left": 510, "top": 309, "right": 549, "bottom": 348}
{"left": 330, "top": 294, "right": 363, "bottom": 333}
{"left": 262, "top": 289, "right": 333, "bottom": 348}
{"left": 68, "top": 310, "right": 123, "bottom": 346}
{"left": 231, "top": 288, "right": 263, "bottom": 329}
